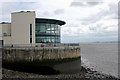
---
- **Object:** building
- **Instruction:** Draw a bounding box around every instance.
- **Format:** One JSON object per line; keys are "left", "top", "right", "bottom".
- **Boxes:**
{"left": 0, "top": 11, "right": 65, "bottom": 45}
{"left": 0, "top": 24, "right": 2, "bottom": 40}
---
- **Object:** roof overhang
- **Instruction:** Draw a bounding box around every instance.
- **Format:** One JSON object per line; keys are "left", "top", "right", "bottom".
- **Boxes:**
{"left": 35, "top": 18, "right": 66, "bottom": 26}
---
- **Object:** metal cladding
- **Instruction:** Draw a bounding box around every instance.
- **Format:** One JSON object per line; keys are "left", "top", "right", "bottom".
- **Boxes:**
{"left": 35, "top": 18, "right": 66, "bottom": 26}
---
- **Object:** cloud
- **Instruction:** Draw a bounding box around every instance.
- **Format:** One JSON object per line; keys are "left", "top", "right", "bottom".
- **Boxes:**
{"left": 0, "top": 1, "right": 118, "bottom": 42}
{"left": 70, "top": 2, "right": 102, "bottom": 7}
{"left": 54, "top": 9, "right": 64, "bottom": 15}
{"left": 1, "top": 2, "right": 38, "bottom": 22}
{"left": 76, "top": 2, "right": 117, "bottom": 25}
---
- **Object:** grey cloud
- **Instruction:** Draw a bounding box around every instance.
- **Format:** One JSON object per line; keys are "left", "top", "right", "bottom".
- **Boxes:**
{"left": 70, "top": 2, "right": 85, "bottom": 6}
{"left": 77, "top": 11, "right": 107, "bottom": 25}
{"left": 62, "top": 32, "right": 117, "bottom": 43}
{"left": 71, "top": 2, "right": 117, "bottom": 26}
{"left": 108, "top": 3, "right": 118, "bottom": 17}
{"left": 89, "top": 26, "right": 97, "bottom": 31}
{"left": 38, "top": 11, "right": 55, "bottom": 17}
{"left": 87, "top": 2, "right": 101, "bottom": 6}
{"left": 54, "top": 9, "right": 64, "bottom": 15}
{"left": 70, "top": 2, "right": 102, "bottom": 7}
{"left": 62, "top": 23, "right": 117, "bottom": 43}
{"left": 1, "top": 2, "right": 38, "bottom": 22}
{"left": 88, "top": 23, "right": 103, "bottom": 32}
{"left": 78, "top": 12, "right": 106, "bottom": 25}
{"left": 113, "top": 15, "right": 118, "bottom": 19}
{"left": 67, "top": 23, "right": 79, "bottom": 27}
{"left": 42, "top": 11, "right": 50, "bottom": 16}
{"left": 77, "top": 3, "right": 117, "bottom": 25}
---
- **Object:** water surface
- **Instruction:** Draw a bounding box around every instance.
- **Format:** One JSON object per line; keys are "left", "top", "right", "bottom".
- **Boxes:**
{"left": 80, "top": 43, "right": 118, "bottom": 77}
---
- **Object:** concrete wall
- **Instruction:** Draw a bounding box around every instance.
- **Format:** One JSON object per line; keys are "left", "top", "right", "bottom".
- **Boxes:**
{"left": 11, "top": 11, "right": 35, "bottom": 45}
{"left": 3, "top": 46, "right": 80, "bottom": 61}
{"left": 3, "top": 46, "right": 81, "bottom": 74}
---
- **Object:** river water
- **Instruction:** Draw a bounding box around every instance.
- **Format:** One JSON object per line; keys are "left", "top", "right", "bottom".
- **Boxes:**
{"left": 79, "top": 43, "right": 118, "bottom": 78}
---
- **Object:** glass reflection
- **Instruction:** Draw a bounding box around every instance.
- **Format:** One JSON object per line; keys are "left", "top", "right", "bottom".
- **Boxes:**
{"left": 35, "top": 23, "right": 60, "bottom": 43}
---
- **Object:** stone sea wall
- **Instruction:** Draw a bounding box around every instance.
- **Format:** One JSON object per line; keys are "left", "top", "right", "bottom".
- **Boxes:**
{"left": 3, "top": 46, "right": 80, "bottom": 61}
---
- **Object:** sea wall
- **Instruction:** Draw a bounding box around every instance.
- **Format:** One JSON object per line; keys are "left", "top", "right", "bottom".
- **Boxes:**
{"left": 3, "top": 46, "right": 81, "bottom": 74}
{"left": 3, "top": 46, "right": 80, "bottom": 61}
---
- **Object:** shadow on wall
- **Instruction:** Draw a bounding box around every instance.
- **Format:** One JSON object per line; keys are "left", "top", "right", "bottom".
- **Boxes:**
{"left": 3, "top": 63, "right": 60, "bottom": 75}
{"left": 3, "top": 57, "right": 81, "bottom": 75}
{"left": 0, "top": 40, "right": 3, "bottom": 69}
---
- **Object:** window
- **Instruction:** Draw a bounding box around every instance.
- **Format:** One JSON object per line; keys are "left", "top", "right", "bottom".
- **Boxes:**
{"left": 35, "top": 23, "right": 60, "bottom": 43}
{"left": 3, "top": 33, "right": 7, "bottom": 36}
{"left": 30, "top": 24, "right": 32, "bottom": 43}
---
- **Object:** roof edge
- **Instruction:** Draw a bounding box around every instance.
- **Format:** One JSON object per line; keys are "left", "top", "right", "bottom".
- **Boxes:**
{"left": 12, "top": 11, "right": 35, "bottom": 14}
{"left": 0, "top": 22, "right": 11, "bottom": 24}
{"left": 35, "top": 18, "right": 66, "bottom": 25}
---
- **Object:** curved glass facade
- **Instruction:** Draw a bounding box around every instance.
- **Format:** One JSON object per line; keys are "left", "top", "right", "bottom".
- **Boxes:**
{"left": 35, "top": 23, "right": 60, "bottom": 43}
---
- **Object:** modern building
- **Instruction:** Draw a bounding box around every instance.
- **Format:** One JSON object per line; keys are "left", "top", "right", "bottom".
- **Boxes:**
{"left": 0, "top": 11, "right": 65, "bottom": 45}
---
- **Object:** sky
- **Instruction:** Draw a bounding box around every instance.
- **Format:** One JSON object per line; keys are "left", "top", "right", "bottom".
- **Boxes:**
{"left": 0, "top": 0, "right": 119, "bottom": 43}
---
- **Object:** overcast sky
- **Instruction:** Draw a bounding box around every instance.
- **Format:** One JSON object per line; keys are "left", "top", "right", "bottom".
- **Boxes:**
{"left": 0, "top": 0, "right": 119, "bottom": 43}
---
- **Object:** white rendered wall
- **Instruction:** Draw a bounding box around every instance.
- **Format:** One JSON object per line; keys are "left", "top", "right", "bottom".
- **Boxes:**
{"left": 0, "top": 23, "right": 11, "bottom": 45}
{"left": 11, "top": 11, "right": 35, "bottom": 45}
{"left": 2, "top": 23, "right": 11, "bottom": 36}
{"left": 3, "top": 37, "right": 11, "bottom": 45}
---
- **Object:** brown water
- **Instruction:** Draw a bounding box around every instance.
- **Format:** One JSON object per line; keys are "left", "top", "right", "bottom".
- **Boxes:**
{"left": 80, "top": 43, "right": 118, "bottom": 78}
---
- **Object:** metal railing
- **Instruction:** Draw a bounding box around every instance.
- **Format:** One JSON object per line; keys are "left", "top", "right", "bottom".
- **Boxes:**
{"left": 3, "top": 43, "right": 80, "bottom": 48}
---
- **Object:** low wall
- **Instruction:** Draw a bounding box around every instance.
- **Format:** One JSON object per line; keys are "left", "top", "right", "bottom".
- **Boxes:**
{"left": 3, "top": 46, "right": 80, "bottom": 61}
{"left": 4, "top": 43, "right": 79, "bottom": 48}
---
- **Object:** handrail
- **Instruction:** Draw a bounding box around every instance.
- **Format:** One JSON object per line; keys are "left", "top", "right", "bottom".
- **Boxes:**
{"left": 3, "top": 43, "right": 80, "bottom": 48}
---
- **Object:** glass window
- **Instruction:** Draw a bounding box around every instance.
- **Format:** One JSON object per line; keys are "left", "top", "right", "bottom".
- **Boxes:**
{"left": 35, "top": 23, "right": 60, "bottom": 43}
